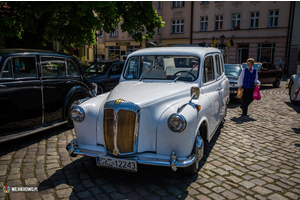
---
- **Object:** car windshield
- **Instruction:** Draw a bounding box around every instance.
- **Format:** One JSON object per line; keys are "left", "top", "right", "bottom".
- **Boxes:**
{"left": 84, "top": 62, "right": 111, "bottom": 78}
{"left": 242, "top": 63, "right": 261, "bottom": 70}
{"left": 123, "top": 55, "right": 200, "bottom": 82}
{"left": 224, "top": 64, "right": 242, "bottom": 76}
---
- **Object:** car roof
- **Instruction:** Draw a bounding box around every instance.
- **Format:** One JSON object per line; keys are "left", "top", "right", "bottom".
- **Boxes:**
{"left": 0, "top": 48, "right": 72, "bottom": 57}
{"left": 127, "top": 46, "right": 221, "bottom": 58}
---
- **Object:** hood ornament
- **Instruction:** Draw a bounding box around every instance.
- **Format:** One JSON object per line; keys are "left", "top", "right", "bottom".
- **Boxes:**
{"left": 115, "top": 98, "right": 124, "bottom": 105}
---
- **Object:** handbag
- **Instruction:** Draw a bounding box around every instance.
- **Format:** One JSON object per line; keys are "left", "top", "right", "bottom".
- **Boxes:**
{"left": 237, "top": 87, "right": 243, "bottom": 99}
{"left": 253, "top": 86, "right": 261, "bottom": 100}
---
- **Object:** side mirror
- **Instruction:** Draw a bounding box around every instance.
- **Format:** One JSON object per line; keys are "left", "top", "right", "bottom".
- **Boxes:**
{"left": 190, "top": 87, "right": 200, "bottom": 100}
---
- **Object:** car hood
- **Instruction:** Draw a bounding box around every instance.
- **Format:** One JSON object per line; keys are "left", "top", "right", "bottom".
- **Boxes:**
{"left": 106, "top": 81, "right": 197, "bottom": 107}
{"left": 226, "top": 74, "right": 239, "bottom": 82}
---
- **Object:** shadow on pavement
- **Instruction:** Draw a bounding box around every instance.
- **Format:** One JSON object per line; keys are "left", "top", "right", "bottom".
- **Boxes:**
{"left": 292, "top": 128, "right": 300, "bottom": 134}
{"left": 230, "top": 115, "right": 257, "bottom": 124}
{"left": 0, "top": 125, "right": 72, "bottom": 157}
{"left": 285, "top": 101, "right": 300, "bottom": 114}
{"left": 38, "top": 125, "right": 224, "bottom": 199}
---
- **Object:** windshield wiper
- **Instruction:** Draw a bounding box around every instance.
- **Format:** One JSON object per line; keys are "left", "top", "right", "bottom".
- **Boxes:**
{"left": 173, "top": 62, "right": 198, "bottom": 83}
{"left": 139, "top": 59, "right": 163, "bottom": 81}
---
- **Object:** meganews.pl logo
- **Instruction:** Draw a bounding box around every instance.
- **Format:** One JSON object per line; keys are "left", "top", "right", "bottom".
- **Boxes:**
{"left": 3, "top": 185, "right": 10, "bottom": 193}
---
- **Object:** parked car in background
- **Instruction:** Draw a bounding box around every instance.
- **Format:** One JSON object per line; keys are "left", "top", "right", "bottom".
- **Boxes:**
{"left": 84, "top": 61, "right": 125, "bottom": 94}
{"left": 67, "top": 46, "right": 229, "bottom": 174}
{"left": 242, "top": 62, "right": 282, "bottom": 88}
{"left": 224, "top": 64, "right": 243, "bottom": 99}
{"left": 0, "top": 49, "right": 95, "bottom": 143}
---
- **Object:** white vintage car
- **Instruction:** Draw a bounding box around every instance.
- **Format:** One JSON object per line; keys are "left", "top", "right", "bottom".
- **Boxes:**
{"left": 67, "top": 47, "right": 229, "bottom": 174}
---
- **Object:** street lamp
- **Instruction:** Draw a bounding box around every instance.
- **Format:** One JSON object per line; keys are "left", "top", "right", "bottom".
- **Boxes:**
{"left": 94, "top": 30, "right": 100, "bottom": 61}
{"left": 220, "top": 34, "right": 225, "bottom": 49}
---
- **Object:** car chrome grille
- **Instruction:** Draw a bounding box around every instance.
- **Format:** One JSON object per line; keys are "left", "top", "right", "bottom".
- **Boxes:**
{"left": 103, "top": 99, "right": 140, "bottom": 156}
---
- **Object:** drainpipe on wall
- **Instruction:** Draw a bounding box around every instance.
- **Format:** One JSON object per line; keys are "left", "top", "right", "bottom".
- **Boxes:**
{"left": 286, "top": 1, "right": 295, "bottom": 75}
{"left": 190, "top": 1, "right": 194, "bottom": 44}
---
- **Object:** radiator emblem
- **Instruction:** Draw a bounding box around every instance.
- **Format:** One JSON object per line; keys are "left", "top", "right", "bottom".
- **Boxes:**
{"left": 115, "top": 98, "right": 124, "bottom": 105}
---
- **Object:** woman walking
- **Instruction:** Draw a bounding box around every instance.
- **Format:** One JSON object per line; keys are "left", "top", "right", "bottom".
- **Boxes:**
{"left": 237, "top": 58, "right": 261, "bottom": 116}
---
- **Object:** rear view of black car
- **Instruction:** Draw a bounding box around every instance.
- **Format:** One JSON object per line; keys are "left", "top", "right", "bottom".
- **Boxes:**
{"left": 84, "top": 61, "right": 125, "bottom": 94}
{"left": 0, "top": 49, "right": 95, "bottom": 142}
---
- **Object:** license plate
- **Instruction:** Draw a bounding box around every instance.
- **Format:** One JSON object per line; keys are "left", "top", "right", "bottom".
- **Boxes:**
{"left": 96, "top": 156, "right": 137, "bottom": 172}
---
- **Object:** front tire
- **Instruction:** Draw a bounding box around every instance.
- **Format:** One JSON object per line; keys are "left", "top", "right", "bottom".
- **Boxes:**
{"left": 289, "top": 82, "right": 297, "bottom": 104}
{"left": 183, "top": 132, "right": 204, "bottom": 174}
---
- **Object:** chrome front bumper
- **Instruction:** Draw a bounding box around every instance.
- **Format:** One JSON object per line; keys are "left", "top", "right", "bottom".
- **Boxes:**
{"left": 66, "top": 137, "right": 204, "bottom": 172}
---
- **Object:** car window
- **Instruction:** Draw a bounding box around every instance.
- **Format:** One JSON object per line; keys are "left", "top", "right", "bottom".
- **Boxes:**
{"left": 202, "top": 56, "right": 215, "bottom": 83}
{"left": 262, "top": 63, "right": 268, "bottom": 70}
{"left": 41, "top": 57, "right": 66, "bottom": 77}
{"left": 1, "top": 59, "right": 13, "bottom": 78}
{"left": 215, "top": 54, "right": 221, "bottom": 78}
{"left": 268, "top": 63, "right": 276, "bottom": 70}
{"left": 224, "top": 64, "right": 242, "bottom": 76}
{"left": 66, "top": 59, "right": 79, "bottom": 77}
{"left": 124, "top": 56, "right": 199, "bottom": 81}
{"left": 110, "top": 63, "right": 124, "bottom": 75}
{"left": 1, "top": 57, "right": 37, "bottom": 79}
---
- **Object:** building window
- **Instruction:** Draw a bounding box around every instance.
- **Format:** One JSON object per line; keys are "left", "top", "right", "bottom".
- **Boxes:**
{"left": 171, "top": 19, "right": 184, "bottom": 33}
{"left": 157, "top": 28, "right": 161, "bottom": 35}
{"left": 109, "top": 27, "right": 118, "bottom": 37}
{"left": 201, "top": 1, "right": 209, "bottom": 4}
{"left": 200, "top": 16, "right": 208, "bottom": 31}
{"left": 257, "top": 43, "right": 275, "bottom": 63}
{"left": 108, "top": 46, "right": 120, "bottom": 60}
{"left": 231, "top": 13, "right": 241, "bottom": 30}
{"left": 250, "top": 12, "right": 259, "bottom": 28}
{"left": 268, "top": 10, "right": 279, "bottom": 27}
{"left": 158, "top": 1, "right": 162, "bottom": 9}
{"left": 127, "top": 46, "right": 140, "bottom": 54}
{"left": 215, "top": 15, "right": 223, "bottom": 30}
{"left": 172, "top": 1, "right": 184, "bottom": 8}
{"left": 99, "top": 30, "right": 103, "bottom": 38}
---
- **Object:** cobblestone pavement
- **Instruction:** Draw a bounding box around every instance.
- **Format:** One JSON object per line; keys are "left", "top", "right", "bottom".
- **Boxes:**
{"left": 0, "top": 80, "right": 300, "bottom": 200}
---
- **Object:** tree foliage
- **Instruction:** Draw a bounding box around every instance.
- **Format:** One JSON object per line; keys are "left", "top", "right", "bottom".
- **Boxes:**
{"left": 0, "top": 2, "right": 164, "bottom": 49}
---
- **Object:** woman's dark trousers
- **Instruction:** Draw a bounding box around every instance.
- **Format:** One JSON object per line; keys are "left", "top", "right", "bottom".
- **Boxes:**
{"left": 241, "top": 88, "right": 254, "bottom": 116}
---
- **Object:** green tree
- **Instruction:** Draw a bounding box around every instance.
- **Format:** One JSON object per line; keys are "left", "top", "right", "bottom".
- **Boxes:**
{"left": 0, "top": 1, "right": 164, "bottom": 49}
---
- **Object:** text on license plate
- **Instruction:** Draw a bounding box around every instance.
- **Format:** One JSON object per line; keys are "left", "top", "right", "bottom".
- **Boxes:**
{"left": 96, "top": 156, "right": 137, "bottom": 172}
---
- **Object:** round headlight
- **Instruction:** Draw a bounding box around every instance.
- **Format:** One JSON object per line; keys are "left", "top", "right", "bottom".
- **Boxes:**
{"left": 70, "top": 106, "right": 85, "bottom": 123}
{"left": 168, "top": 114, "right": 186, "bottom": 132}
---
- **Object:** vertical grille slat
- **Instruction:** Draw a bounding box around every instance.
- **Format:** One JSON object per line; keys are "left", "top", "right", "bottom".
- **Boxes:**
{"left": 117, "top": 110, "right": 136, "bottom": 153}
{"left": 104, "top": 109, "right": 114, "bottom": 152}
{"left": 103, "top": 99, "right": 140, "bottom": 156}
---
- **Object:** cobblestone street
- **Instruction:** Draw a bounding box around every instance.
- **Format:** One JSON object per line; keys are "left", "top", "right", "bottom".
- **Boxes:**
{"left": 0, "top": 80, "right": 300, "bottom": 200}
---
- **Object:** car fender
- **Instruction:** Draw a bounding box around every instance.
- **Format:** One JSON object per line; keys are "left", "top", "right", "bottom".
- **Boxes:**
{"left": 63, "top": 85, "right": 93, "bottom": 120}
{"left": 156, "top": 95, "right": 211, "bottom": 158}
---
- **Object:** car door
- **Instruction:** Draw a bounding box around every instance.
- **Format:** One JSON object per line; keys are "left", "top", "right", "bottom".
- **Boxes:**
{"left": 201, "top": 55, "right": 220, "bottom": 138}
{"left": 102, "top": 62, "right": 124, "bottom": 91}
{"left": 258, "top": 63, "right": 268, "bottom": 84}
{"left": 40, "top": 56, "right": 81, "bottom": 124}
{"left": 267, "top": 63, "right": 277, "bottom": 83}
{"left": 215, "top": 54, "right": 226, "bottom": 118}
{"left": 0, "top": 56, "right": 42, "bottom": 134}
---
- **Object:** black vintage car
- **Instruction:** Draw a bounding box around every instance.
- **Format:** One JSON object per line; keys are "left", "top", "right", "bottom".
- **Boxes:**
{"left": 84, "top": 61, "right": 125, "bottom": 94}
{"left": 0, "top": 49, "right": 95, "bottom": 142}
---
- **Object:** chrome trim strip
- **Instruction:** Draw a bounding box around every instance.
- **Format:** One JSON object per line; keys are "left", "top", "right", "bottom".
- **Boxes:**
{"left": 67, "top": 138, "right": 204, "bottom": 169}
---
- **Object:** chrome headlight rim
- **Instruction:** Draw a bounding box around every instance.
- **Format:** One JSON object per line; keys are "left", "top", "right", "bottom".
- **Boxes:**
{"left": 70, "top": 106, "right": 85, "bottom": 123}
{"left": 168, "top": 113, "right": 186, "bottom": 133}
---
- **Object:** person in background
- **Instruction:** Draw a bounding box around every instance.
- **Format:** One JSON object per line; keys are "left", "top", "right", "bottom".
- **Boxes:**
{"left": 279, "top": 57, "right": 284, "bottom": 71}
{"left": 237, "top": 58, "right": 261, "bottom": 116}
{"left": 97, "top": 55, "right": 100, "bottom": 62}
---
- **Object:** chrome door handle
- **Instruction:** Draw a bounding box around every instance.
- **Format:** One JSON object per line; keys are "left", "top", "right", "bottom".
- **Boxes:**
{"left": 216, "top": 87, "right": 222, "bottom": 91}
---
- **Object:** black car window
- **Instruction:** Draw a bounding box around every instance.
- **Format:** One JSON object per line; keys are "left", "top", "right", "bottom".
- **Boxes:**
{"left": 1, "top": 59, "right": 13, "bottom": 78}
{"left": 110, "top": 63, "right": 124, "bottom": 75}
{"left": 5, "top": 57, "right": 37, "bottom": 78}
{"left": 262, "top": 63, "right": 268, "bottom": 70}
{"left": 268, "top": 63, "right": 276, "bottom": 70}
{"left": 66, "top": 59, "right": 79, "bottom": 77}
{"left": 41, "top": 57, "right": 66, "bottom": 77}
